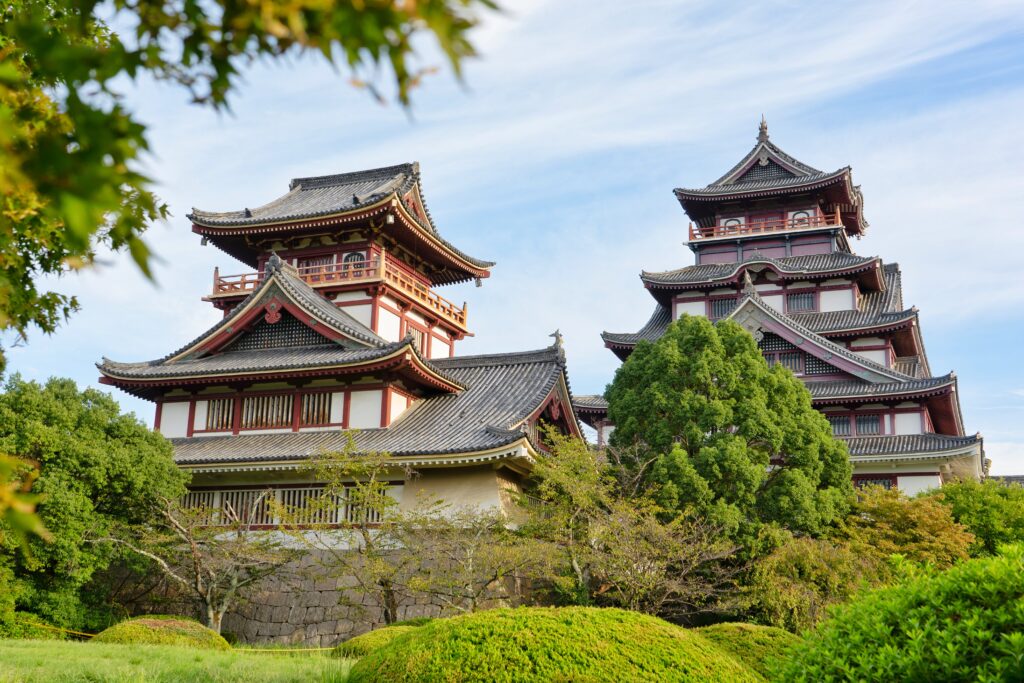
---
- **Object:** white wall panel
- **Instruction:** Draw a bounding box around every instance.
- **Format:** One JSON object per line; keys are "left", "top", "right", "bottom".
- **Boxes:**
{"left": 377, "top": 308, "right": 401, "bottom": 341}
{"left": 898, "top": 474, "right": 942, "bottom": 496}
{"left": 349, "top": 390, "right": 383, "bottom": 428}
{"left": 894, "top": 412, "right": 923, "bottom": 435}
{"left": 160, "top": 402, "right": 190, "bottom": 438}
{"left": 675, "top": 300, "right": 706, "bottom": 318}
{"left": 820, "top": 288, "right": 855, "bottom": 312}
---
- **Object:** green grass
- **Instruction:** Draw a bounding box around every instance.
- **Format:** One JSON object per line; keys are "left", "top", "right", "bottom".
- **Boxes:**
{"left": 0, "top": 638, "right": 353, "bottom": 683}
{"left": 333, "top": 625, "right": 422, "bottom": 658}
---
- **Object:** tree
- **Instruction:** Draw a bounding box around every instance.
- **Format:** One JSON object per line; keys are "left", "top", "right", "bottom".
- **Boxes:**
{"left": 842, "top": 485, "right": 974, "bottom": 569}
{"left": 525, "top": 431, "right": 740, "bottom": 619}
{"left": 931, "top": 479, "right": 1024, "bottom": 557}
{"left": 99, "top": 493, "right": 299, "bottom": 634}
{"left": 0, "top": 0, "right": 497, "bottom": 368}
{"left": 606, "top": 315, "right": 853, "bottom": 543}
{"left": 0, "top": 375, "right": 186, "bottom": 628}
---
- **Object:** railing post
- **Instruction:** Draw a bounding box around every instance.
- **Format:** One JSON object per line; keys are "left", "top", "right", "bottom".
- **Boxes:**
{"left": 213, "top": 266, "right": 219, "bottom": 293}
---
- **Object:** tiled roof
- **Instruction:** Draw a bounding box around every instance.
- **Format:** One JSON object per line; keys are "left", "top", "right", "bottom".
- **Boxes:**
{"left": 790, "top": 264, "right": 911, "bottom": 333}
{"left": 573, "top": 394, "right": 609, "bottom": 411}
{"left": 170, "top": 346, "right": 569, "bottom": 464}
{"left": 807, "top": 373, "right": 955, "bottom": 401}
{"left": 601, "top": 304, "right": 671, "bottom": 346}
{"left": 844, "top": 433, "right": 982, "bottom": 457}
{"left": 188, "top": 162, "right": 493, "bottom": 270}
{"left": 675, "top": 169, "right": 849, "bottom": 198}
{"left": 642, "top": 253, "right": 878, "bottom": 287}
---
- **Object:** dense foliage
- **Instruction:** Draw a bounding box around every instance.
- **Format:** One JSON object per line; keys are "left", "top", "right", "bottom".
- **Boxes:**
{"left": 333, "top": 624, "right": 422, "bottom": 658}
{"left": 932, "top": 479, "right": 1024, "bottom": 556}
{"left": 348, "top": 607, "right": 762, "bottom": 683}
{"left": 743, "top": 536, "right": 887, "bottom": 633}
{"left": 695, "top": 623, "right": 801, "bottom": 678}
{"left": 0, "top": 0, "right": 496, "bottom": 368}
{"left": 843, "top": 485, "right": 974, "bottom": 568}
{"left": 606, "top": 316, "right": 853, "bottom": 543}
{"left": 775, "top": 545, "right": 1024, "bottom": 682}
{"left": 0, "top": 376, "right": 186, "bottom": 629}
{"left": 93, "top": 615, "right": 231, "bottom": 650}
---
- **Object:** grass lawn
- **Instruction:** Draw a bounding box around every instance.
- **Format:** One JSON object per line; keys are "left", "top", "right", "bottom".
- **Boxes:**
{"left": 0, "top": 639, "right": 354, "bottom": 683}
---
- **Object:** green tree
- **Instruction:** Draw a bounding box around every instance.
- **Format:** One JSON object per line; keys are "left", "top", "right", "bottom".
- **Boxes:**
{"left": 842, "top": 485, "right": 974, "bottom": 569}
{"left": 0, "top": 375, "right": 187, "bottom": 629}
{"left": 931, "top": 478, "right": 1024, "bottom": 557}
{"left": 0, "top": 0, "right": 496, "bottom": 368}
{"left": 606, "top": 315, "right": 853, "bottom": 543}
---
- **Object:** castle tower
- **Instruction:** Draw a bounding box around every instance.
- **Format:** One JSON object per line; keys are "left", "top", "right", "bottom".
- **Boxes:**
{"left": 577, "top": 123, "right": 985, "bottom": 492}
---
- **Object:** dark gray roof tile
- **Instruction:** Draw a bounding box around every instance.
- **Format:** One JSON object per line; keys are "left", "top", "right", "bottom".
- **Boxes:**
{"left": 844, "top": 433, "right": 981, "bottom": 456}
{"left": 642, "top": 253, "right": 878, "bottom": 287}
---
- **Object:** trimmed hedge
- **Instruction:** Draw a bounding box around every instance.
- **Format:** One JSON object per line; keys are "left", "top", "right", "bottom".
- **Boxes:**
{"left": 774, "top": 545, "right": 1024, "bottom": 681}
{"left": 92, "top": 615, "right": 231, "bottom": 650}
{"left": 696, "top": 623, "right": 800, "bottom": 678}
{"left": 348, "top": 607, "right": 762, "bottom": 683}
{"left": 334, "top": 625, "right": 421, "bottom": 658}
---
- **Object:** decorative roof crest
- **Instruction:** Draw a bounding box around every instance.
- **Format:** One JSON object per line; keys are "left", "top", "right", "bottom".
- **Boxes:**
{"left": 758, "top": 115, "right": 769, "bottom": 143}
{"left": 742, "top": 270, "right": 758, "bottom": 298}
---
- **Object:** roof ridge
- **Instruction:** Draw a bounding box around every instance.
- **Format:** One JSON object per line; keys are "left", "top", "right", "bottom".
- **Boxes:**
{"left": 431, "top": 346, "right": 562, "bottom": 369}
{"left": 288, "top": 162, "right": 417, "bottom": 191}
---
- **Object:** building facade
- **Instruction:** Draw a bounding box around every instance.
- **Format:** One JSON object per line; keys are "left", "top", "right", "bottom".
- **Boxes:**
{"left": 99, "top": 163, "right": 582, "bottom": 521}
{"left": 576, "top": 122, "right": 986, "bottom": 494}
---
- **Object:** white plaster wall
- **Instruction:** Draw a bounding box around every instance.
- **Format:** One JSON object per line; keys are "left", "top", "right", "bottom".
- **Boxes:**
{"left": 406, "top": 310, "right": 426, "bottom": 325}
{"left": 820, "top": 288, "right": 854, "bottom": 312}
{"left": 329, "top": 392, "right": 345, "bottom": 424}
{"left": 430, "top": 337, "right": 451, "bottom": 359}
{"left": 389, "top": 393, "right": 409, "bottom": 424}
{"left": 349, "top": 390, "right": 382, "bottom": 428}
{"left": 192, "top": 401, "right": 209, "bottom": 431}
{"left": 894, "top": 412, "right": 923, "bottom": 435}
{"left": 334, "top": 291, "right": 367, "bottom": 303}
{"left": 160, "top": 402, "right": 190, "bottom": 438}
{"left": 854, "top": 349, "right": 887, "bottom": 365}
{"left": 400, "top": 467, "right": 502, "bottom": 512}
{"left": 761, "top": 294, "right": 784, "bottom": 312}
{"left": 377, "top": 308, "right": 401, "bottom": 342}
{"left": 788, "top": 281, "right": 814, "bottom": 289}
{"left": 345, "top": 304, "right": 373, "bottom": 329}
{"left": 675, "top": 300, "right": 706, "bottom": 318}
{"left": 898, "top": 474, "right": 942, "bottom": 495}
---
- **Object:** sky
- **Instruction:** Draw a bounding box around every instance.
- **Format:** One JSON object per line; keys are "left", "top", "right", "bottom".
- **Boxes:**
{"left": 5, "top": 0, "right": 1024, "bottom": 473}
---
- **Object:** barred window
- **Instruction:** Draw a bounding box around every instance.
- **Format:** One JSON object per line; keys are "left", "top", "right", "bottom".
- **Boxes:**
{"left": 804, "top": 354, "right": 833, "bottom": 375}
{"left": 709, "top": 297, "right": 737, "bottom": 321}
{"left": 787, "top": 291, "right": 816, "bottom": 312}
{"left": 204, "top": 398, "right": 234, "bottom": 431}
{"left": 240, "top": 394, "right": 294, "bottom": 429}
{"left": 301, "top": 393, "right": 332, "bottom": 426}
{"left": 854, "top": 476, "right": 895, "bottom": 490}
{"left": 828, "top": 415, "right": 851, "bottom": 436}
{"left": 778, "top": 351, "right": 803, "bottom": 373}
{"left": 855, "top": 414, "right": 882, "bottom": 435}
{"left": 759, "top": 333, "right": 795, "bottom": 352}
{"left": 408, "top": 326, "right": 426, "bottom": 354}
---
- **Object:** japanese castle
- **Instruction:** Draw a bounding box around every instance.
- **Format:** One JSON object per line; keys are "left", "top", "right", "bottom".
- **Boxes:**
{"left": 98, "top": 163, "right": 582, "bottom": 518}
{"left": 575, "top": 121, "right": 986, "bottom": 493}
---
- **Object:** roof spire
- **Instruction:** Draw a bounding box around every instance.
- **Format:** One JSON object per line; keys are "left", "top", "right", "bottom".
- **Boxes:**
{"left": 549, "top": 329, "right": 564, "bottom": 349}
{"left": 742, "top": 270, "right": 758, "bottom": 298}
{"left": 758, "top": 115, "right": 769, "bottom": 143}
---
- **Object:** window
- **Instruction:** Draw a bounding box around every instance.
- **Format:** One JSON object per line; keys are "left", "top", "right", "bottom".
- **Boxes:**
{"left": 709, "top": 297, "right": 737, "bottom": 321}
{"left": 855, "top": 414, "right": 882, "bottom": 435}
{"left": 854, "top": 476, "right": 896, "bottom": 490}
{"left": 777, "top": 351, "right": 803, "bottom": 373}
{"left": 300, "top": 393, "right": 332, "bottom": 426}
{"left": 341, "top": 251, "right": 366, "bottom": 269}
{"left": 828, "top": 415, "right": 851, "bottom": 436}
{"left": 786, "top": 291, "right": 816, "bottom": 312}
{"left": 204, "top": 398, "right": 233, "bottom": 431}
{"left": 407, "top": 326, "right": 426, "bottom": 354}
{"left": 790, "top": 210, "right": 812, "bottom": 225}
{"left": 722, "top": 218, "right": 742, "bottom": 228}
{"left": 297, "top": 254, "right": 334, "bottom": 281}
{"left": 240, "top": 394, "right": 294, "bottom": 429}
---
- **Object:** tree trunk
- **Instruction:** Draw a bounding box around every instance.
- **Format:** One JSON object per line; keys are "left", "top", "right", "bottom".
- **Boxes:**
{"left": 205, "top": 604, "right": 223, "bottom": 634}
{"left": 380, "top": 579, "right": 398, "bottom": 625}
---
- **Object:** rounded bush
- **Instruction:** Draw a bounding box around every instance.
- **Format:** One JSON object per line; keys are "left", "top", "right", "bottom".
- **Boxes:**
{"left": 334, "top": 624, "right": 421, "bottom": 658}
{"left": 775, "top": 546, "right": 1024, "bottom": 681}
{"left": 348, "top": 607, "right": 761, "bottom": 683}
{"left": 696, "top": 623, "right": 801, "bottom": 678}
{"left": 92, "top": 615, "right": 230, "bottom": 650}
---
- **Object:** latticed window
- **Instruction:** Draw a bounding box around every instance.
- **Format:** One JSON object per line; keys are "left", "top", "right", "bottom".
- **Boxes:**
{"left": 778, "top": 351, "right": 802, "bottom": 373}
{"left": 300, "top": 392, "right": 332, "bottom": 426}
{"left": 759, "top": 333, "right": 795, "bottom": 352}
{"left": 828, "top": 415, "right": 851, "bottom": 436}
{"left": 240, "top": 394, "right": 294, "bottom": 429}
{"left": 854, "top": 476, "right": 895, "bottom": 490}
{"left": 279, "top": 487, "right": 341, "bottom": 525}
{"left": 408, "top": 326, "right": 426, "bottom": 354}
{"left": 855, "top": 414, "right": 882, "bottom": 435}
{"left": 709, "top": 297, "right": 737, "bottom": 321}
{"left": 787, "top": 291, "right": 816, "bottom": 312}
{"left": 204, "top": 398, "right": 234, "bottom": 431}
{"left": 229, "top": 315, "right": 325, "bottom": 351}
{"left": 804, "top": 355, "right": 833, "bottom": 375}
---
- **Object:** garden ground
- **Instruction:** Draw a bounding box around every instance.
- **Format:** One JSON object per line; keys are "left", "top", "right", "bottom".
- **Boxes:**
{"left": 0, "top": 639, "right": 353, "bottom": 683}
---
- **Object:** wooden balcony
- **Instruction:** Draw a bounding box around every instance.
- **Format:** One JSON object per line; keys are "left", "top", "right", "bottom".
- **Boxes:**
{"left": 689, "top": 211, "right": 842, "bottom": 241}
{"left": 208, "top": 251, "right": 468, "bottom": 330}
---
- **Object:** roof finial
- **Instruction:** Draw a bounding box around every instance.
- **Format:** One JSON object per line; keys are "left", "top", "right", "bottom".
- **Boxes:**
{"left": 266, "top": 251, "right": 283, "bottom": 275}
{"left": 742, "top": 270, "right": 757, "bottom": 297}
{"left": 549, "top": 329, "right": 564, "bottom": 349}
{"left": 758, "top": 115, "right": 769, "bottom": 143}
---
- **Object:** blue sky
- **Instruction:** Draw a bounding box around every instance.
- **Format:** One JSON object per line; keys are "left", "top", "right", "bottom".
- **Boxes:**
{"left": 5, "top": 0, "right": 1024, "bottom": 473}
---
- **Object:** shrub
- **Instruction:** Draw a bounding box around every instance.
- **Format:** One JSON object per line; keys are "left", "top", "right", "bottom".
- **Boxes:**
{"left": 92, "top": 615, "right": 231, "bottom": 650}
{"left": 391, "top": 617, "right": 433, "bottom": 627}
{"left": 744, "top": 536, "right": 888, "bottom": 632}
{"left": 774, "top": 545, "right": 1024, "bottom": 681}
{"left": 931, "top": 479, "right": 1024, "bottom": 556}
{"left": 333, "top": 625, "right": 421, "bottom": 658}
{"left": 0, "top": 612, "right": 64, "bottom": 640}
{"left": 348, "top": 606, "right": 761, "bottom": 683}
{"left": 696, "top": 623, "right": 801, "bottom": 678}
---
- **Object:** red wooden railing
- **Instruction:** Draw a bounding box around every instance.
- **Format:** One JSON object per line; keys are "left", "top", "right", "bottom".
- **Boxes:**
{"left": 688, "top": 210, "right": 842, "bottom": 241}
{"left": 209, "top": 251, "right": 468, "bottom": 329}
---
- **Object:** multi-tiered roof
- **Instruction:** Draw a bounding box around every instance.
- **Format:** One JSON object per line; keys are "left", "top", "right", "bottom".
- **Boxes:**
{"left": 579, "top": 123, "right": 985, "bottom": 484}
